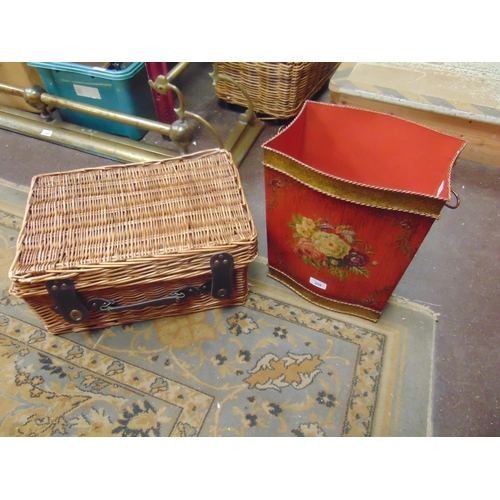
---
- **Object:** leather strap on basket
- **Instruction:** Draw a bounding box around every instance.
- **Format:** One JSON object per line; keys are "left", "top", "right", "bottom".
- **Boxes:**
{"left": 47, "top": 280, "right": 90, "bottom": 325}
{"left": 210, "top": 252, "right": 234, "bottom": 299}
{"left": 47, "top": 252, "right": 235, "bottom": 324}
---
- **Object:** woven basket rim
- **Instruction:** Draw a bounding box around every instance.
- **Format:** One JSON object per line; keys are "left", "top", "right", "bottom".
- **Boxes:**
{"left": 10, "top": 149, "right": 258, "bottom": 284}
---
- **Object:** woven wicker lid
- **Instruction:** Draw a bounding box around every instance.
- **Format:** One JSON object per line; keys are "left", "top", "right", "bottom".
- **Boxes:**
{"left": 10, "top": 149, "right": 257, "bottom": 280}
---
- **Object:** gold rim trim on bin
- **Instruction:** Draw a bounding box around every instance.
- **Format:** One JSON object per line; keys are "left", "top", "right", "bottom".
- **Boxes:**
{"left": 263, "top": 149, "right": 447, "bottom": 219}
{"left": 268, "top": 266, "right": 381, "bottom": 322}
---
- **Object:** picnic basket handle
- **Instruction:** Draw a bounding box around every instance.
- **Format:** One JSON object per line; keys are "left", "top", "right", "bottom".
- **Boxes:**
{"left": 87, "top": 281, "right": 213, "bottom": 313}
{"left": 47, "top": 253, "right": 234, "bottom": 324}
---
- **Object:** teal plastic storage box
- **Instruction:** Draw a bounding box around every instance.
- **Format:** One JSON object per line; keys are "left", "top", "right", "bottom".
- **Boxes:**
{"left": 28, "top": 62, "right": 156, "bottom": 140}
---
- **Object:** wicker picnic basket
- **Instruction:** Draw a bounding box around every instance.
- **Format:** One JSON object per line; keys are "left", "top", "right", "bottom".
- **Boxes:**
{"left": 9, "top": 149, "right": 258, "bottom": 334}
{"left": 214, "top": 62, "right": 338, "bottom": 119}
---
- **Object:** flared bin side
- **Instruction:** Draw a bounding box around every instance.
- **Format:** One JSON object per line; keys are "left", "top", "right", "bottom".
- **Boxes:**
{"left": 262, "top": 102, "right": 466, "bottom": 320}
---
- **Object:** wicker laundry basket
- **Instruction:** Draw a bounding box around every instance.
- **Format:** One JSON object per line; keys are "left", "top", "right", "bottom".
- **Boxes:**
{"left": 9, "top": 149, "right": 258, "bottom": 334}
{"left": 262, "top": 101, "right": 466, "bottom": 321}
{"left": 214, "top": 62, "right": 338, "bottom": 119}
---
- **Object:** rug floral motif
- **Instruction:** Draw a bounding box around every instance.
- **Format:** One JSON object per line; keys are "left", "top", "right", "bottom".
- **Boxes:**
{"left": 0, "top": 180, "right": 434, "bottom": 437}
{"left": 0, "top": 313, "right": 207, "bottom": 437}
{"left": 0, "top": 290, "right": 385, "bottom": 437}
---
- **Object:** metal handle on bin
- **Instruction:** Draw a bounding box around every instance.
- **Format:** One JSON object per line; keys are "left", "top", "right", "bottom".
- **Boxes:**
{"left": 445, "top": 189, "right": 460, "bottom": 209}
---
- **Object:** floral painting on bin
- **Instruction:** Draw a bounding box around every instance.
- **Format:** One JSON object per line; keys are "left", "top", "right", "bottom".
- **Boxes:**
{"left": 289, "top": 215, "right": 375, "bottom": 281}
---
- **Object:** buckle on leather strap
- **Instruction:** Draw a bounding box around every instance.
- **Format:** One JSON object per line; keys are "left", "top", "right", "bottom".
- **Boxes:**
{"left": 47, "top": 279, "right": 89, "bottom": 324}
{"left": 210, "top": 252, "right": 234, "bottom": 299}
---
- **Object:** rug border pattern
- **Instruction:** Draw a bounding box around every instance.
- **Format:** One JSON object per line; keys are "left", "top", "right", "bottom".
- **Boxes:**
{"left": 0, "top": 312, "right": 214, "bottom": 436}
{"left": 246, "top": 292, "right": 386, "bottom": 436}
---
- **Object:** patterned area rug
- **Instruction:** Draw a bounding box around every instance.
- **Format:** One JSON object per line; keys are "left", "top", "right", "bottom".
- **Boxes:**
{"left": 0, "top": 179, "right": 436, "bottom": 437}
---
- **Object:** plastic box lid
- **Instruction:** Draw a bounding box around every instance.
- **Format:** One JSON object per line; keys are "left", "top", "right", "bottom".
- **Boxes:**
{"left": 27, "top": 62, "right": 144, "bottom": 81}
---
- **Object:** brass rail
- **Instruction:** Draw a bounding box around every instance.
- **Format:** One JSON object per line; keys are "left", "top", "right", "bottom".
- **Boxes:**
{"left": 0, "top": 63, "right": 265, "bottom": 166}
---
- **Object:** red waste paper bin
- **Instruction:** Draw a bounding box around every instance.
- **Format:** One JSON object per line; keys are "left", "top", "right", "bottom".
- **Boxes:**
{"left": 262, "top": 101, "right": 466, "bottom": 321}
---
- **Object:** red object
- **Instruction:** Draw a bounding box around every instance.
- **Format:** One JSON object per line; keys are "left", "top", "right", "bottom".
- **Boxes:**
{"left": 262, "top": 101, "right": 466, "bottom": 321}
{"left": 145, "top": 62, "right": 176, "bottom": 124}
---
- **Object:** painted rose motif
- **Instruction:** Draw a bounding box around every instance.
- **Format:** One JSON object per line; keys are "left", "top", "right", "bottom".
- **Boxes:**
{"left": 289, "top": 215, "right": 374, "bottom": 281}
{"left": 311, "top": 231, "right": 351, "bottom": 259}
{"left": 295, "top": 237, "right": 326, "bottom": 261}
{"left": 295, "top": 217, "right": 316, "bottom": 239}
{"left": 344, "top": 250, "right": 369, "bottom": 268}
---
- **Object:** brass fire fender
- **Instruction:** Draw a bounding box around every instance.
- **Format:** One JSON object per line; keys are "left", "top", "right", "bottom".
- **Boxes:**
{"left": 0, "top": 62, "right": 265, "bottom": 166}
